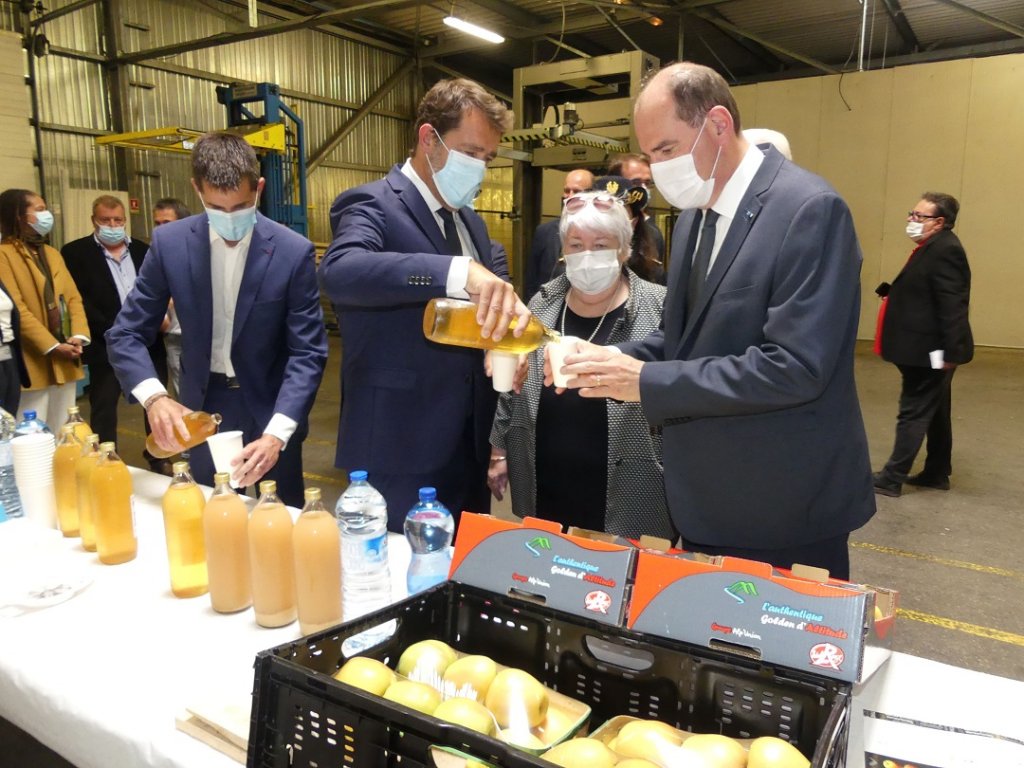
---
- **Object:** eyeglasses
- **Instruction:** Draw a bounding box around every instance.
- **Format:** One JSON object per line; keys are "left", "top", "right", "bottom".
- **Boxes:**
{"left": 564, "top": 193, "right": 624, "bottom": 214}
{"left": 907, "top": 211, "right": 940, "bottom": 222}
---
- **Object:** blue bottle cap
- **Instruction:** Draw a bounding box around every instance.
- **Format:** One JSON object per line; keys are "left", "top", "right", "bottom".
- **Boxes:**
{"left": 23, "top": 410, "right": 36, "bottom": 420}
{"left": 349, "top": 470, "right": 368, "bottom": 482}
{"left": 418, "top": 487, "right": 437, "bottom": 502}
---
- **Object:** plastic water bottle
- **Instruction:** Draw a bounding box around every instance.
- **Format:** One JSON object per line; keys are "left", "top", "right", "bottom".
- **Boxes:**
{"left": 0, "top": 408, "right": 21, "bottom": 519}
{"left": 15, "top": 409, "right": 51, "bottom": 436}
{"left": 335, "top": 470, "right": 390, "bottom": 619}
{"left": 404, "top": 487, "right": 454, "bottom": 595}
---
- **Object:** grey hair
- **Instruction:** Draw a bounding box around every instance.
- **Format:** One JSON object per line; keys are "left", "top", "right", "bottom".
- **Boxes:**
{"left": 558, "top": 192, "right": 633, "bottom": 263}
{"left": 191, "top": 132, "right": 260, "bottom": 190}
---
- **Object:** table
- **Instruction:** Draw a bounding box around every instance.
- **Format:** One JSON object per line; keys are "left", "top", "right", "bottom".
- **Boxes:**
{"left": 0, "top": 468, "right": 410, "bottom": 768}
{"left": 1, "top": 469, "right": 1022, "bottom": 768}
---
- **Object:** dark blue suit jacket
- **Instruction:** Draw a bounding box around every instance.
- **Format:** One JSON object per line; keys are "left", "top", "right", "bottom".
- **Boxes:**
{"left": 621, "top": 147, "right": 875, "bottom": 549}
{"left": 105, "top": 213, "right": 327, "bottom": 435}
{"left": 318, "top": 165, "right": 507, "bottom": 476}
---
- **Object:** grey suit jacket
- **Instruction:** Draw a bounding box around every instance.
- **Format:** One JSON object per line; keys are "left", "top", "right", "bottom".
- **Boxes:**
{"left": 620, "top": 147, "right": 875, "bottom": 549}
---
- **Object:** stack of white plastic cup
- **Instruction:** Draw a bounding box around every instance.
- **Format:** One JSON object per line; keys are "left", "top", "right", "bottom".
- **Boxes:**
{"left": 10, "top": 433, "right": 58, "bottom": 528}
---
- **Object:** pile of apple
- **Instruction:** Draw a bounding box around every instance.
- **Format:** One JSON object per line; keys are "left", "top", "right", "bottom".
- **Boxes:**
{"left": 540, "top": 719, "right": 810, "bottom": 768}
{"left": 333, "top": 639, "right": 561, "bottom": 750}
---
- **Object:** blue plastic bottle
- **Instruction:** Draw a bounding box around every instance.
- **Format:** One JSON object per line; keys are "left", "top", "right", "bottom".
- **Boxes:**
{"left": 404, "top": 487, "right": 454, "bottom": 595}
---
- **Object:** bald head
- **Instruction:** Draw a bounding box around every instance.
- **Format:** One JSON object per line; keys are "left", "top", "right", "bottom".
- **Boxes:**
{"left": 563, "top": 168, "right": 594, "bottom": 199}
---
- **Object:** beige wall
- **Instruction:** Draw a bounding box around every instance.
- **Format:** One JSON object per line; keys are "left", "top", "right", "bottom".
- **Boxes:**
{"left": 734, "top": 53, "right": 1024, "bottom": 348}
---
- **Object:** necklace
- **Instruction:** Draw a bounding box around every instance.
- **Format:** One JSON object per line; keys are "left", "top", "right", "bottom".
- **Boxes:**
{"left": 560, "top": 282, "right": 625, "bottom": 343}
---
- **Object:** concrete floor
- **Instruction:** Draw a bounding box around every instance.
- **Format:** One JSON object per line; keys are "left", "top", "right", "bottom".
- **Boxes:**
{"left": 101, "top": 338, "right": 1024, "bottom": 682}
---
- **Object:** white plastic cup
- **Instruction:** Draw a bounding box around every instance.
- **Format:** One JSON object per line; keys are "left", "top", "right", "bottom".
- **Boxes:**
{"left": 20, "top": 484, "right": 58, "bottom": 529}
{"left": 929, "top": 349, "right": 944, "bottom": 370}
{"left": 491, "top": 352, "right": 519, "bottom": 393}
{"left": 549, "top": 336, "right": 581, "bottom": 388}
{"left": 205, "top": 430, "right": 244, "bottom": 487}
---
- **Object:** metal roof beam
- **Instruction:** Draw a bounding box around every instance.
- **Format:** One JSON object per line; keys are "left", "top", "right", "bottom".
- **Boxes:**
{"left": 689, "top": 9, "right": 838, "bottom": 74}
{"left": 31, "top": 0, "right": 100, "bottom": 26}
{"left": 929, "top": 0, "right": 1024, "bottom": 39}
{"left": 307, "top": 58, "right": 416, "bottom": 174}
{"left": 879, "top": 0, "right": 920, "bottom": 55}
{"left": 116, "top": 0, "right": 421, "bottom": 65}
{"left": 425, "top": 61, "right": 513, "bottom": 103}
{"left": 467, "top": 0, "right": 543, "bottom": 29}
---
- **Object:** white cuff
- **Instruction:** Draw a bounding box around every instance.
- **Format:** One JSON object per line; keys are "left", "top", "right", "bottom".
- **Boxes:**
{"left": 264, "top": 413, "right": 298, "bottom": 449}
{"left": 445, "top": 256, "right": 472, "bottom": 299}
{"left": 45, "top": 342, "right": 58, "bottom": 354}
{"left": 132, "top": 378, "right": 167, "bottom": 407}
{"left": 72, "top": 335, "right": 90, "bottom": 345}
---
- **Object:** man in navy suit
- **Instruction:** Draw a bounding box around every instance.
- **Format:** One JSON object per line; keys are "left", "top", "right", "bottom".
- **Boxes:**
{"left": 556, "top": 63, "right": 875, "bottom": 579}
{"left": 319, "top": 78, "right": 530, "bottom": 531}
{"left": 105, "top": 132, "right": 328, "bottom": 506}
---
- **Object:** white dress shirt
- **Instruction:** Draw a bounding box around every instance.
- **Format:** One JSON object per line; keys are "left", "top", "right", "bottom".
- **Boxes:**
{"left": 95, "top": 234, "right": 138, "bottom": 305}
{"left": 692, "top": 142, "right": 766, "bottom": 275}
{"left": 400, "top": 159, "right": 479, "bottom": 298}
{"left": 131, "top": 223, "right": 297, "bottom": 447}
{"left": 0, "top": 287, "right": 13, "bottom": 360}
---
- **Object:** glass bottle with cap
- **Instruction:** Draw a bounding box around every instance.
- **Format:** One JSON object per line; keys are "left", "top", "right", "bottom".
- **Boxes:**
{"left": 144, "top": 411, "right": 223, "bottom": 459}
{"left": 162, "top": 461, "right": 209, "bottom": 598}
{"left": 91, "top": 441, "right": 137, "bottom": 564}
{"left": 202, "top": 472, "right": 252, "bottom": 613}
{"left": 75, "top": 434, "right": 101, "bottom": 552}
{"left": 293, "top": 487, "right": 342, "bottom": 635}
{"left": 63, "top": 405, "right": 92, "bottom": 443}
{"left": 422, "top": 298, "right": 560, "bottom": 353}
{"left": 53, "top": 424, "right": 82, "bottom": 537}
{"left": 248, "top": 480, "right": 296, "bottom": 628}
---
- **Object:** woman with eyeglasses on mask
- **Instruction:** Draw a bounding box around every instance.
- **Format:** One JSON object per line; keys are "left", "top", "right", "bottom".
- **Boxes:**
{"left": 0, "top": 189, "right": 89, "bottom": 423}
{"left": 488, "top": 190, "right": 674, "bottom": 539}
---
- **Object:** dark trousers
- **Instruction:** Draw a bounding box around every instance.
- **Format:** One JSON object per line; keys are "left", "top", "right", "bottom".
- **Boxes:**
{"left": 89, "top": 353, "right": 168, "bottom": 461}
{"left": 0, "top": 358, "right": 21, "bottom": 416}
{"left": 881, "top": 365, "right": 955, "bottom": 482}
{"left": 370, "top": 416, "right": 491, "bottom": 533}
{"left": 683, "top": 533, "right": 851, "bottom": 581}
{"left": 185, "top": 376, "right": 306, "bottom": 508}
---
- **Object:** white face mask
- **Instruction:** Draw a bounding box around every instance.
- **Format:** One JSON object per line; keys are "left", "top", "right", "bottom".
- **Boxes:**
{"left": 905, "top": 221, "right": 926, "bottom": 241}
{"left": 564, "top": 249, "right": 621, "bottom": 294}
{"left": 650, "top": 118, "right": 722, "bottom": 210}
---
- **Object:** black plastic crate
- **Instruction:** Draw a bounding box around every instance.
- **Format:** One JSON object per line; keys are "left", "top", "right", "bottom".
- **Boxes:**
{"left": 247, "top": 581, "right": 850, "bottom": 767}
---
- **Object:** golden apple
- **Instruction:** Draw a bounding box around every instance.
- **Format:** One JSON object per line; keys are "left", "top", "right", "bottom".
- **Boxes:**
{"left": 616, "top": 760, "right": 661, "bottom": 768}
{"left": 485, "top": 668, "right": 549, "bottom": 729}
{"left": 433, "top": 696, "right": 496, "bottom": 736}
{"left": 441, "top": 655, "right": 498, "bottom": 700}
{"left": 680, "top": 734, "right": 747, "bottom": 768}
{"left": 747, "top": 736, "right": 810, "bottom": 768}
{"left": 396, "top": 639, "right": 458, "bottom": 681}
{"left": 542, "top": 737, "right": 619, "bottom": 767}
{"left": 333, "top": 656, "right": 396, "bottom": 696}
{"left": 498, "top": 728, "right": 547, "bottom": 750}
{"left": 613, "top": 720, "right": 684, "bottom": 764}
{"left": 382, "top": 680, "right": 442, "bottom": 715}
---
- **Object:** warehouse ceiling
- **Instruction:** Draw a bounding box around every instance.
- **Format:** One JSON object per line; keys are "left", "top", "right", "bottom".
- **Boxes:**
{"left": 251, "top": 0, "right": 1024, "bottom": 95}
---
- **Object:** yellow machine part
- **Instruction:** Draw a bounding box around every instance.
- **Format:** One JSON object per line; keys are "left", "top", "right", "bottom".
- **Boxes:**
{"left": 95, "top": 123, "right": 285, "bottom": 154}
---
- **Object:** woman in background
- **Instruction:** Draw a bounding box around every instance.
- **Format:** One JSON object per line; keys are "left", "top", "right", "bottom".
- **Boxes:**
{"left": 489, "top": 190, "right": 673, "bottom": 540}
{"left": 0, "top": 189, "right": 89, "bottom": 425}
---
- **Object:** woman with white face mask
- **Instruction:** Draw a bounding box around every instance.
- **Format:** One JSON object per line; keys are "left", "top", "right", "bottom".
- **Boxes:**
{"left": 0, "top": 189, "right": 89, "bottom": 423}
{"left": 488, "top": 191, "right": 674, "bottom": 539}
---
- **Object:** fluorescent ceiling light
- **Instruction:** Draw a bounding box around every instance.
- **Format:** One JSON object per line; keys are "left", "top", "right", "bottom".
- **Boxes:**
{"left": 443, "top": 15, "right": 505, "bottom": 44}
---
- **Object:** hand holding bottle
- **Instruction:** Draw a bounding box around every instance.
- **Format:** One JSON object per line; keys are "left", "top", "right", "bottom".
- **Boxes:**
{"left": 465, "top": 261, "right": 530, "bottom": 342}
{"left": 145, "top": 395, "right": 193, "bottom": 454}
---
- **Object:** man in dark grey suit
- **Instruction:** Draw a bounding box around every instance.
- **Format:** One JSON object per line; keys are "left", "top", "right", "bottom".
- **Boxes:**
{"left": 523, "top": 168, "right": 593, "bottom": 301}
{"left": 553, "top": 62, "right": 875, "bottom": 579}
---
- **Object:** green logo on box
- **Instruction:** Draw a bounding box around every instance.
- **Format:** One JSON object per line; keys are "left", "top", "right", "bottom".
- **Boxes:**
{"left": 725, "top": 580, "right": 758, "bottom": 604}
{"left": 526, "top": 537, "right": 551, "bottom": 556}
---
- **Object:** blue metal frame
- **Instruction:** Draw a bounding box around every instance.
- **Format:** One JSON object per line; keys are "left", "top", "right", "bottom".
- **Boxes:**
{"left": 216, "top": 83, "right": 308, "bottom": 237}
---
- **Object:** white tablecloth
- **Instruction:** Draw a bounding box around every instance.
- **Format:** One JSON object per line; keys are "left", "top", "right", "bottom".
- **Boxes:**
{"left": 0, "top": 468, "right": 410, "bottom": 768}
{"left": 2, "top": 469, "right": 1023, "bottom": 768}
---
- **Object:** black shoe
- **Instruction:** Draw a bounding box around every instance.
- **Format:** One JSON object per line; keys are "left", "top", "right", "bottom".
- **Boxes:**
{"left": 906, "top": 473, "right": 950, "bottom": 491}
{"left": 872, "top": 472, "right": 902, "bottom": 497}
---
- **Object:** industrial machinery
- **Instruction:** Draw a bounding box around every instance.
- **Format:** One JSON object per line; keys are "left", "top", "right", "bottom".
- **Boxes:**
{"left": 95, "top": 82, "right": 308, "bottom": 236}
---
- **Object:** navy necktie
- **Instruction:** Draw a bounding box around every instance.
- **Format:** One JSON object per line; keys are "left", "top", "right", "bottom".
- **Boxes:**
{"left": 685, "top": 209, "right": 720, "bottom": 324}
{"left": 437, "top": 209, "right": 463, "bottom": 256}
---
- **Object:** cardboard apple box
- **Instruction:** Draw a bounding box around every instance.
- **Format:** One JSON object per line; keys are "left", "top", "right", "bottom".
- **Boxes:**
{"left": 627, "top": 550, "right": 897, "bottom": 683}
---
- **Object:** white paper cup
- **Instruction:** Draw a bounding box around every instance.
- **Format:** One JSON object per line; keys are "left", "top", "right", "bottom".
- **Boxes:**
{"left": 205, "top": 430, "right": 244, "bottom": 486}
{"left": 549, "top": 336, "right": 581, "bottom": 388}
{"left": 491, "top": 352, "right": 519, "bottom": 393}
{"left": 929, "top": 349, "right": 944, "bottom": 370}
{"left": 20, "top": 484, "right": 58, "bottom": 529}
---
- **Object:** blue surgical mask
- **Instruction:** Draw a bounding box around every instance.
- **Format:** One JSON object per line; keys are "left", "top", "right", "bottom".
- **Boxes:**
{"left": 204, "top": 197, "right": 258, "bottom": 242}
{"left": 97, "top": 225, "right": 126, "bottom": 246}
{"left": 29, "top": 210, "right": 54, "bottom": 237}
{"left": 427, "top": 129, "right": 487, "bottom": 210}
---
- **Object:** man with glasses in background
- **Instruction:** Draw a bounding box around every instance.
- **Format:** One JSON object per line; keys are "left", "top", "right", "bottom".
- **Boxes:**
{"left": 873, "top": 193, "right": 973, "bottom": 497}
{"left": 523, "top": 168, "right": 594, "bottom": 301}
{"left": 63, "top": 195, "right": 168, "bottom": 471}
